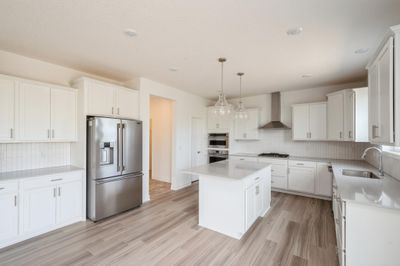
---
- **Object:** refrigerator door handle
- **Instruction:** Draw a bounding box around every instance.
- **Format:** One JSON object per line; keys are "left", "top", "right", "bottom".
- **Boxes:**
{"left": 117, "top": 123, "right": 121, "bottom": 172}
{"left": 121, "top": 123, "right": 125, "bottom": 171}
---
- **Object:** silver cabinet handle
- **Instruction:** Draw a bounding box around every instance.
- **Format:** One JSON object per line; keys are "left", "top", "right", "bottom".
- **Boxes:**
{"left": 52, "top": 129, "right": 55, "bottom": 138}
{"left": 296, "top": 163, "right": 304, "bottom": 166}
{"left": 339, "top": 131, "right": 343, "bottom": 139}
{"left": 58, "top": 187, "right": 61, "bottom": 196}
{"left": 0, "top": 187, "right": 4, "bottom": 190}
{"left": 309, "top": 132, "right": 312, "bottom": 139}
{"left": 14, "top": 195, "right": 17, "bottom": 206}
{"left": 53, "top": 188, "right": 57, "bottom": 198}
{"left": 255, "top": 185, "right": 260, "bottom": 195}
{"left": 47, "top": 129, "right": 51, "bottom": 139}
{"left": 10, "top": 128, "right": 13, "bottom": 139}
{"left": 372, "top": 125, "right": 379, "bottom": 138}
{"left": 112, "top": 107, "right": 114, "bottom": 114}
{"left": 348, "top": 131, "right": 352, "bottom": 139}
{"left": 254, "top": 177, "right": 260, "bottom": 181}
{"left": 51, "top": 178, "right": 63, "bottom": 182}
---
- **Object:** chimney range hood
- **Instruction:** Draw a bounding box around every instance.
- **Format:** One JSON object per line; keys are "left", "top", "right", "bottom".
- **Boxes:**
{"left": 259, "top": 92, "right": 291, "bottom": 129}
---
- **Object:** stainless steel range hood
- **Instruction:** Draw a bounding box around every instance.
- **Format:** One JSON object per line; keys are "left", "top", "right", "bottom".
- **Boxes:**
{"left": 259, "top": 92, "right": 291, "bottom": 129}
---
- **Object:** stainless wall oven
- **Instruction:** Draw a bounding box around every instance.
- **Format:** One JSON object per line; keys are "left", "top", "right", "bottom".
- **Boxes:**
{"left": 208, "top": 149, "right": 229, "bottom": 163}
{"left": 208, "top": 133, "right": 229, "bottom": 149}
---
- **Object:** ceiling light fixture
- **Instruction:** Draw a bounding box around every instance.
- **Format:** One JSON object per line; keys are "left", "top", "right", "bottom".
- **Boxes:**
{"left": 235, "top": 72, "right": 248, "bottom": 120}
{"left": 302, "top": 74, "right": 312, "bottom": 78}
{"left": 286, "top": 27, "right": 303, "bottom": 36}
{"left": 169, "top": 67, "right": 178, "bottom": 72}
{"left": 213, "top": 58, "right": 232, "bottom": 116}
{"left": 354, "top": 48, "right": 369, "bottom": 54}
{"left": 124, "top": 28, "right": 137, "bottom": 37}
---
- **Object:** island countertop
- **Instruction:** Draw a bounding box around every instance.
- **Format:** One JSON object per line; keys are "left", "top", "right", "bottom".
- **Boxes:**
{"left": 183, "top": 160, "right": 271, "bottom": 180}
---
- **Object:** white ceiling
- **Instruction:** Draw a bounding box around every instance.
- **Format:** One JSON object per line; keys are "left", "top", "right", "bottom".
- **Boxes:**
{"left": 0, "top": 0, "right": 399, "bottom": 99}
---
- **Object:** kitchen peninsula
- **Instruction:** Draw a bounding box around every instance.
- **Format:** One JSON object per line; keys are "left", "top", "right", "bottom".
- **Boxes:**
{"left": 185, "top": 160, "right": 271, "bottom": 239}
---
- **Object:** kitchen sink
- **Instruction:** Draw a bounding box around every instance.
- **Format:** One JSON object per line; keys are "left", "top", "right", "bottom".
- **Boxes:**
{"left": 342, "top": 169, "right": 382, "bottom": 179}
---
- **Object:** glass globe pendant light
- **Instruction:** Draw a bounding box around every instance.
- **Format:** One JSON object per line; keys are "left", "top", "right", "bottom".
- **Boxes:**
{"left": 213, "top": 58, "right": 232, "bottom": 116}
{"left": 235, "top": 72, "right": 248, "bottom": 119}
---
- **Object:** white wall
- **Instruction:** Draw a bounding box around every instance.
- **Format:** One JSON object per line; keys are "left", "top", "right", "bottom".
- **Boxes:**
{"left": 229, "top": 82, "right": 369, "bottom": 159}
{"left": 150, "top": 96, "right": 173, "bottom": 183}
{"left": 134, "top": 78, "right": 209, "bottom": 200}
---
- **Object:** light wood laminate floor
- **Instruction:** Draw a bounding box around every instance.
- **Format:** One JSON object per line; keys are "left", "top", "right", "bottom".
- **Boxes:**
{"left": 150, "top": 178, "right": 171, "bottom": 200}
{"left": 0, "top": 184, "right": 338, "bottom": 266}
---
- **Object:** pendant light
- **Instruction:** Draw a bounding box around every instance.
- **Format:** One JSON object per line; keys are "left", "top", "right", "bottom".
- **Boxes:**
{"left": 213, "top": 58, "right": 232, "bottom": 116}
{"left": 235, "top": 72, "right": 248, "bottom": 119}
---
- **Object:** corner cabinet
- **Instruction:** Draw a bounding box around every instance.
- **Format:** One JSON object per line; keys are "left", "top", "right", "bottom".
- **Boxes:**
{"left": 0, "top": 169, "right": 85, "bottom": 249}
{"left": 234, "top": 108, "right": 259, "bottom": 140}
{"left": 292, "top": 102, "right": 327, "bottom": 141}
{"left": 367, "top": 27, "right": 399, "bottom": 145}
{"left": 79, "top": 78, "right": 140, "bottom": 120}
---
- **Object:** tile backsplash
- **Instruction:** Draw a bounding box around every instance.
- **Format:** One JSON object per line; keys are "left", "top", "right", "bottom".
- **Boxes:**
{"left": 231, "top": 130, "right": 370, "bottom": 160}
{"left": 0, "top": 143, "right": 71, "bottom": 173}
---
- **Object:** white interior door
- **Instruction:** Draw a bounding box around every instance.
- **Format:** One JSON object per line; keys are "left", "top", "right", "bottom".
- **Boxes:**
{"left": 191, "top": 117, "right": 205, "bottom": 182}
{"left": 309, "top": 103, "right": 327, "bottom": 140}
{"left": 0, "top": 78, "right": 15, "bottom": 141}
{"left": 51, "top": 88, "right": 77, "bottom": 141}
{"left": 18, "top": 82, "right": 51, "bottom": 141}
{"left": 292, "top": 105, "right": 309, "bottom": 140}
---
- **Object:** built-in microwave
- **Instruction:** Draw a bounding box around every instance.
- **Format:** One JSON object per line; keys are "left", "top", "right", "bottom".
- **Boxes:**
{"left": 208, "top": 133, "right": 229, "bottom": 149}
{"left": 208, "top": 149, "right": 229, "bottom": 163}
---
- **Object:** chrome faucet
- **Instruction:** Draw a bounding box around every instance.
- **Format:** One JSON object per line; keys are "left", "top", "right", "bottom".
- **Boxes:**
{"left": 361, "top": 147, "right": 384, "bottom": 176}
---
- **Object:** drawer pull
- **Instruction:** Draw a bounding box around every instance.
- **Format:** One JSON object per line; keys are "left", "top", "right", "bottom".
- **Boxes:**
{"left": 296, "top": 163, "right": 304, "bottom": 166}
{"left": 51, "top": 178, "right": 63, "bottom": 182}
{"left": 53, "top": 188, "right": 57, "bottom": 198}
{"left": 254, "top": 177, "right": 260, "bottom": 181}
{"left": 0, "top": 187, "right": 4, "bottom": 190}
{"left": 14, "top": 195, "right": 17, "bottom": 206}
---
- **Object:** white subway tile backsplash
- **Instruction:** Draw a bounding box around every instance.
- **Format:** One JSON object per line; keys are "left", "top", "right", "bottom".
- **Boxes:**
{"left": 231, "top": 130, "right": 369, "bottom": 160}
{"left": 0, "top": 143, "right": 71, "bottom": 173}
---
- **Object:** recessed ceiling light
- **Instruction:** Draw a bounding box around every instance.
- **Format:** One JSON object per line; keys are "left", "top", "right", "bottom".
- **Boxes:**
{"left": 354, "top": 48, "right": 369, "bottom": 54}
{"left": 302, "top": 74, "right": 312, "bottom": 78}
{"left": 169, "top": 67, "right": 179, "bottom": 72}
{"left": 287, "top": 27, "right": 303, "bottom": 36}
{"left": 124, "top": 28, "right": 137, "bottom": 37}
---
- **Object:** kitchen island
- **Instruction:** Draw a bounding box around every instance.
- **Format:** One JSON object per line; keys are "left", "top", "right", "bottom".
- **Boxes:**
{"left": 184, "top": 160, "right": 271, "bottom": 239}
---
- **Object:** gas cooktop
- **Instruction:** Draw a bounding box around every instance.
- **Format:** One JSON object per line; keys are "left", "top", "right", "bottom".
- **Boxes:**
{"left": 258, "top": 153, "right": 289, "bottom": 158}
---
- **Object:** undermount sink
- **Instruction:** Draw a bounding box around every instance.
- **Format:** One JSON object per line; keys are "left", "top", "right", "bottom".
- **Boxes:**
{"left": 342, "top": 169, "right": 382, "bottom": 179}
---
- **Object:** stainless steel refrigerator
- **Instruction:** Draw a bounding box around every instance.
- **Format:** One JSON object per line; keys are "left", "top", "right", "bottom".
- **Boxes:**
{"left": 87, "top": 116, "right": 143, "bottom": 221}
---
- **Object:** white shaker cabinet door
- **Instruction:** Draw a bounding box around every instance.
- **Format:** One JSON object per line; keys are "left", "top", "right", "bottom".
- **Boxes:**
{"left": 23, "top": 185, "right": 57, "bottom": 234}
{"left": 18, "top": 82, "right": 51, "bottom": 141}
{"left": 327, "top": 93, "right": 344, "bottom": 141}
{"left": 87, "top": 81, "right": 115, "bottom": 117}
{"left": 51, "top": 88, "right": 77, "bottom": 141}
{"left": 309, "top": 103, "right": 327, "bottom": 140}
{"left": 0, "top": 193, "right": 18, "bottom": 242}
{"left": 0, "top": 78, "right": 15, "bottom": 141}
{"left": 343, "top": 90, "right": 355, "bottom": 141}
{"left": 288, "top": 167, "right": 315, "bottom": 194}
{"left": 316, "top": 163, "right": 332, "bottom": 197}
{"left": 57, "top": 180, "right": 83, "bottom": 225}
{"left": 292, "top": 104, "right": 309, "bottom": 140}
{"left": 116, "top": 87, "right": 139, "bottom": 119}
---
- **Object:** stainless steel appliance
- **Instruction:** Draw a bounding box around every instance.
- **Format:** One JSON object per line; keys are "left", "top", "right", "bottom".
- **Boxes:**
{"left": 87, "top": 116, "right": 143, "bottom": 221}
{"left": 208, "top": 149, "right": 229, "bottom": 163}
{"left": 208, "top": 133, "right": 229, "bottom": 149}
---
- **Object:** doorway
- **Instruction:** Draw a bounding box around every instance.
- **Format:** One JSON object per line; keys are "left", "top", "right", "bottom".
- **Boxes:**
{"left": 149, "top": 95, "right": 173, "bottom": 199}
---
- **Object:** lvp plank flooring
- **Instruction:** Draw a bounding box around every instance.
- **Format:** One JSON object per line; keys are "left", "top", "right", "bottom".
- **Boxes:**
{"left": 0, "top": 184, "right": 338, "bottom": 266}
{"left": 149, "top": 178, "right": 171, "bottom": 200}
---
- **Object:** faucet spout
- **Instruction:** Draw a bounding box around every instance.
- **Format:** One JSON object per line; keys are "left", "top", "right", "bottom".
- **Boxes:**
{"left": 361, "top": 147, "right": 384, "bottom": 176}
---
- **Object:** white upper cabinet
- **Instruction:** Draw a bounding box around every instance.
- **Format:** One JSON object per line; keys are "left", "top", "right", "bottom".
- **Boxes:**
{"left": 18, "top": 81, "right": 51, "bottom": 141}
{"left": 367, "top": 25, "right": 400, "bottom": 146}
{"left": 83, "top": 78, "right": 139, "bottom": 120}
{"left": 292, "top": 102, "right": 326, "bottom": 141}
{"left": 116, "top": 87, "right": 139, "bottom": 119}
{"left": 234, "top": 108, "right": 259, "bottom": 140}
{"left": 0, "top": 77, "right": 15, "bottom": 142}
{"left": 207, "top": 107, "right": 232, "bottom": 133}
{"left": 87, "top": 80, "right": 115, "bottom": 117}
{"left": 343, "top": 90, "right": 355, "bottom": 141}
{"left": 51, "top": 88, "right": 77, "bottom": 141}
{"left": 327, "top": 92, "right": 344, "bottom": 141}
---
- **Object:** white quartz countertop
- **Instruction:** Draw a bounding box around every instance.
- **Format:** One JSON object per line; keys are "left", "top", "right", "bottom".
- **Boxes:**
{"left": 183, "top": 160, "right": 271, "bottom": 180}
{"left": 0, "top": 165, "right": 84, "bottom": 182}
{"left": 331, "top": 160, "right": 400, "bottom": 210}
{"left": 230, "top": 153, "right": 342, "bottom": 163}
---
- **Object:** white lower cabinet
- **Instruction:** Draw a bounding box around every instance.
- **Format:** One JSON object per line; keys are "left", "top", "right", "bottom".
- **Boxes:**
{"left": 316, "top": 162, "right": 332, "bottom": 197}
{"left": 0, "top": 181, "right": 19, "bottom": 242}
{"left": 288, "top": 161, "right": 316, "bottom": 194}
{"left": 258, "top": 158, "right": 288, "bottom": 190}
{"left": 0, "top": 170, "right": 84, "bottom": 248}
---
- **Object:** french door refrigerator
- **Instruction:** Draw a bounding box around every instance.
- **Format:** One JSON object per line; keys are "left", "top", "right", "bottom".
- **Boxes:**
{"left": 87, "top": 116, "right": 143, "bottom": 221}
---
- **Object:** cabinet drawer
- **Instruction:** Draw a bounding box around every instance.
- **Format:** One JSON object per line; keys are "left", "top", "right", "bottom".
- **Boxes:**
{"left": 289, "top": 160, "right": 316, "bottom": 168}
{"left": 271, "top": 176, "right": 287, "bottom": 189}
{"left": 21, "top": 171, "right": 83, "bottom": 189}
{"left": 245, "top": 172, "right": 264, "bottom": 189}
{"left": 258, "top": 158, "right": 288, "bottom": 166}
{"left": 0, "top": 181, "right": 18, "bottom": 195}
{"left": 271, "top": 165, "right": 287, "bottom": 177}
